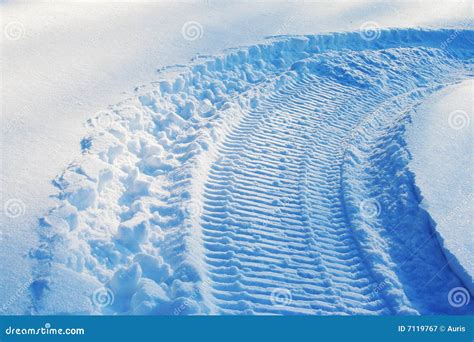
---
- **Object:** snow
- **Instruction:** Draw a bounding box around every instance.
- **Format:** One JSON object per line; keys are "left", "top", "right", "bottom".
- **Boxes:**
{"left": 25, "top": 28, "right": 474, "bottom": 315}
{"left": 406, "top": 80, "right": 473, "bottom": 294}
{"left": 1, "top": 0, "right": 473, "bottom": 315}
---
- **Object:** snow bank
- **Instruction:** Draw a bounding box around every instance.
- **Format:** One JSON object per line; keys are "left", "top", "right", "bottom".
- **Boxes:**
{"left": 406, "top": 80, "right": 473, "bottom": 294}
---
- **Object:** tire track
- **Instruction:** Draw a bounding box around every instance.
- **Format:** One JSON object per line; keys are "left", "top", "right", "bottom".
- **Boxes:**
{"left": 201, "top": 74, "right": 390, "bottom": 314}
{"left": 31, "top": 29, "right": 474, "bottom": 315}
{"left": 200, "top": 47, "right": 471, "bottom": 314}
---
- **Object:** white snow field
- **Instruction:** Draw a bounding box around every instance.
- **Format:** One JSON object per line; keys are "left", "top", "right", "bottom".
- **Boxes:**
{"left": 1, "top": 1, "right": 473, "bottom": 315}
{"left": 407, "top": 80, "right": 473, "bottom": 294}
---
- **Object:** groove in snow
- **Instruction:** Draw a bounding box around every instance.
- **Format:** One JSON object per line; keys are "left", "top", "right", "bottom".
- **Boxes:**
{"left": 30, "top": 28, "right": 474, "bottom": 315}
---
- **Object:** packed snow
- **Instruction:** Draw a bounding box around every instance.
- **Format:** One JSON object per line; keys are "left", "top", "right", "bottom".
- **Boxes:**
{"left": 1, "top": 1, "right": 473, "bottom": 315}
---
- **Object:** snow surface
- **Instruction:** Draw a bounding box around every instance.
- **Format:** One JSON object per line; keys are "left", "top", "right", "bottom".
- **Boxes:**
{"left": 406, "top": 80, "right": 473, "bottom": 294}
{"left": 28, "top": 29, "right": 474, "bottom": 315}
{"left": 1, "top": 0, "right": 473, "bottom": 315}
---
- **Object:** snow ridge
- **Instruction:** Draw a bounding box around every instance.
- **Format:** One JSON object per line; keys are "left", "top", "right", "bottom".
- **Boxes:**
{"left": 30, "top": 28, "right": 474, "bottom": 315}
